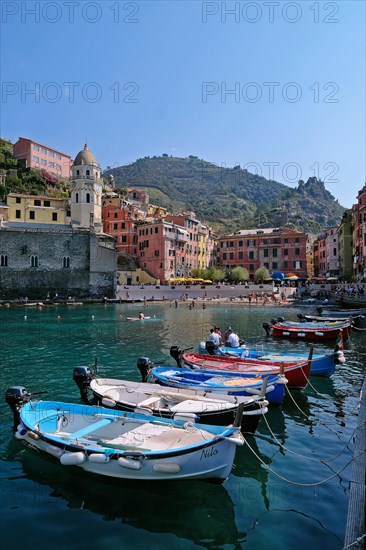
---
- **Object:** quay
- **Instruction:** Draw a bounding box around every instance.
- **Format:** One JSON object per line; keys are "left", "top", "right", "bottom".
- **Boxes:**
{"left": 344, "top": 376, "right": 366, "bottom": 550}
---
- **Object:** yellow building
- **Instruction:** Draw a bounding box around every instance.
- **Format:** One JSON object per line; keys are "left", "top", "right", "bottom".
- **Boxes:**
{"left": 7, "top": 193, "right": 70, "bottom": 225}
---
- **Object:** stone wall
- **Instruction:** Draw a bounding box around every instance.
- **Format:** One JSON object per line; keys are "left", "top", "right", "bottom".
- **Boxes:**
{"left": 0, "top": 227, "right": 117, "bottom": 299}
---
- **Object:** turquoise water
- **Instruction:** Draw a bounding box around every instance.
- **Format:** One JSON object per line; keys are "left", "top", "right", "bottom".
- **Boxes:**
{"left": 1, "top": 302, "right": 365, "bottom": 549}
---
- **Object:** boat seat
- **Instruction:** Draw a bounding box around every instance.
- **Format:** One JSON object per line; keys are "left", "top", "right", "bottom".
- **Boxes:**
{"left": 69, "top": 417, "right": 115, "bottom": 440}
{"left": 136, "top": 396, "right": 161, "bottom": 409}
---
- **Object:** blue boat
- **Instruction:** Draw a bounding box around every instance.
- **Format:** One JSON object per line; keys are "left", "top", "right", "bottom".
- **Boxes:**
{"left": 151, "top": 367, "right": 287, "bottom": 405}
{"left": 199, "top": 341, "right": 345, "bottom": 377}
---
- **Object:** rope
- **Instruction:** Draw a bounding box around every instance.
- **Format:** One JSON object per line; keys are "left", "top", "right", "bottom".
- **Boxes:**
{"left": 261, "top": 411, "right": 364, "bottom": 463}
{"left": 243, "top": 435, "right": 366, "bottom": 487}
{"left": 343, "top": 534, "right": 366, "bottom": 549}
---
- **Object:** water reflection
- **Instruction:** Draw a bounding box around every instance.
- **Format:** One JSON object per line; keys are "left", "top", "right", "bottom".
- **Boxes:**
{"left": 3, "top": 440, "right": 243, "bottom": 548}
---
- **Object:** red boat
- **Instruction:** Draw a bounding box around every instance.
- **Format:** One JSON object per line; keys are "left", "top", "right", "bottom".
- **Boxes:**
{"left": 181, "top": 351, "right": 312, "bottom": 390}
{"left": 264, "top": 320, "right": 352, "bottom": 341}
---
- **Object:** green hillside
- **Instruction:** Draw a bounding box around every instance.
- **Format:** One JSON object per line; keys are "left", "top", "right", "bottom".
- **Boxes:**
{"left": 105, "top": 155, "right": 345, "bottom": 234}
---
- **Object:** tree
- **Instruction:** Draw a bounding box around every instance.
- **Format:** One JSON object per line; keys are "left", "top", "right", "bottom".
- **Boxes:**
{"left": 207, "top": 267, "right": 225, "bottom": 282}
{"left": 231, "top": 266, "right": 249, "bottom": 283}
{"left": 254, "top": 267, "right": 269, "bottom": 282}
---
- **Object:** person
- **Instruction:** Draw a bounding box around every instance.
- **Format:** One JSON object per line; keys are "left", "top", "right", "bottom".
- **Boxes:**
{"left": 209, "top": 328, "right": 221, "bottom": 347}
{"left": 224, "top": 326, "right": 232, "bottom": 344}
{"left": 138, "top": 312, "right": 145, "bottom": 319}
{"left": 214, "top": 325, "right": 222, "bottom": 339}
{"left": 227, "top": 329, "right": 240, "bottom": 348}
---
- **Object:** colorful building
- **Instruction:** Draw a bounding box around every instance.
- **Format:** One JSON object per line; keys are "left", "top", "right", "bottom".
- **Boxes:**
{"left": 102, "top": 199, "right": 144, "bottom": 256}
{"left": 218, "top": 227, "right": 308, "bottom": 278}
{"left": 314, "top": 227, "right": 339, "bottom": 277}
{"left": 13, "top": 137, "right": 72, "bottom": 179}
{"left": 337, "top": 209, "right": 353, "bottom": 280}
{"left": 137, "top": 219, "right": 190, "bottom": 282}
{"left": 7, "top": 193, "right": 70, "bottom": 225}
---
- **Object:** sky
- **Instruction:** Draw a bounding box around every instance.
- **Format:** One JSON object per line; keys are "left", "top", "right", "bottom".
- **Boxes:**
{"left": 1, "top": 0, "right": 365, "bottom": 208}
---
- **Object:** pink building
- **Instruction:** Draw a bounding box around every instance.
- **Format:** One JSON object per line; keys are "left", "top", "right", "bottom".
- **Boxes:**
{"left": 13, "top": 137, "right": 72, "bottom": 179}
{"left": 357, "top": 186, "right": 366, "bottom": 277}
{"left": 137, "top": 220, "right": 190, "bottom": 282}
{"left": 315, "top": 227, "right": 339, "bottom": 276}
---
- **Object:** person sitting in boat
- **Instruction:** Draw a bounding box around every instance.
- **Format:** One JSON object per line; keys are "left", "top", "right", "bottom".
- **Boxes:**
{"left": 224, "top": 326, "right": 233, "bottom": 344}
{"left": 138, "top": 312, "right": 145, "bottom": 319}
{"left": 226, "top": 328, "right": 240, "bottom": 348}
{"left": 209, "top": 328, "right": 221, "bottom": 347}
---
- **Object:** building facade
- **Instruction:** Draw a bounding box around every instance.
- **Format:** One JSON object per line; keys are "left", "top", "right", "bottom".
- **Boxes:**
{"left": 7, "top": 193, "right": 70, "bottom": 225}
{"left": 337, "top": 209, "right": 353, "bottom": 280}
{"left": 218, "top": 227, "right": 308, "bottom": 278}
{"left": 0, "top": 144, "right": 117, "bottom": 299}
{"left": 314, "top": 227, "right": 339, "bottom": 277}
{"left": 13, "top": 137, "right": 72, "bottom": 179}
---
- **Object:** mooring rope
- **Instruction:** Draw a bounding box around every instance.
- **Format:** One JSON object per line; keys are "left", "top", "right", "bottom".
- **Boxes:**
{"left": 261, "top": 411, "right": 364, "bottom": 463}
{"left": 243, "top": 434, "right": 366, "bottom": 487}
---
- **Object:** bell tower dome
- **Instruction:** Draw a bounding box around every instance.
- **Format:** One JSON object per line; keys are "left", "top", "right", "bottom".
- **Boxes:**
{"left": 70, "top": 144, "right": 103, "bottom": 231}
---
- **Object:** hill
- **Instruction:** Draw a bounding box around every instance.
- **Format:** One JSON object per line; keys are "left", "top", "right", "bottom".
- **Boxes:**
{"left": 104, "top": 155, "right": 345, "bottom": 235}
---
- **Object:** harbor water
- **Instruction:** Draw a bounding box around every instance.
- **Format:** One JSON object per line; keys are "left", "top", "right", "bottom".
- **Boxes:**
{"left": 1, "top": 302, "right": 365, "bottom": 549}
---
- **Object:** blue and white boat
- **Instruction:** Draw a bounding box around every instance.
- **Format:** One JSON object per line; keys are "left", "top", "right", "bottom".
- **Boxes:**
{"left": 7, "top": 388, "right": 245, "bottom": 483}
{"left": 150, "top": 367, "right": 287, "bottom": 405}
{"left": 199, "top": 341, "right": 345, "bottom": 377}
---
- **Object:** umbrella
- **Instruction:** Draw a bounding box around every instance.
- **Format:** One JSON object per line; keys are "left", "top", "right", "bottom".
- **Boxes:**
{"left": 271, "top": 272, "right": 286, "bottom": 280}
{"left": 286, "top": 273, "right": 299, "bottom": 279}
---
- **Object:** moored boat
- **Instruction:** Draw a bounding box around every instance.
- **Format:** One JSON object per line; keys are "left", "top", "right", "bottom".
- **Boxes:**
{"left": 72, "top": 365, "right": 268, "bottom": 435}
{"left": 5, "top": 387, "right": 245, "bottom": 483}
{"left": 174, "top": 349, "right": 312, "bottom": 390}
{"left": 198, "top": 341, "right": 344, "bottom": 377}
{"left": 150, "top": 366, "right": 287, "bottom": 405}
{"left": 263, "top": 319, "right": 352, "bottom": 341}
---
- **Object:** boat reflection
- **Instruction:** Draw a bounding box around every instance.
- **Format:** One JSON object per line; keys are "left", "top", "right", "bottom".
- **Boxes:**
{"left": 5, "top": 440, "right": 244, "bottom": 547}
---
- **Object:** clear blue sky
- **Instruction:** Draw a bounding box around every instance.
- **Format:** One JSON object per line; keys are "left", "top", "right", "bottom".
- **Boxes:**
{"left": 1, "top": 0, "right": 365, "bottom": 208}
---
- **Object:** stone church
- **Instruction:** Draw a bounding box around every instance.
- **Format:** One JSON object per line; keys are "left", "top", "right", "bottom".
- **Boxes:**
{"left": 0, "top": 145, "right": 117, "bottom": 300}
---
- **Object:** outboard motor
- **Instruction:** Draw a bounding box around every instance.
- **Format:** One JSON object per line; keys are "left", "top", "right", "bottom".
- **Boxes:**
{"left": 137, "top": 357, "right": 153, "bottom": 382}
{"left": 205, "top": 340, "right": 216, "bottom": 356}
{"left": 170, "top": 346, "right": 183, "bottom": 368}
{"left": 5, "top": 386, "right": 30, "bottom": 430}
{"left": 73, "top": 366, "right": 95, "bottom": 404}
{"left": 262, "top": 322, "right": 272, "bottom": 336}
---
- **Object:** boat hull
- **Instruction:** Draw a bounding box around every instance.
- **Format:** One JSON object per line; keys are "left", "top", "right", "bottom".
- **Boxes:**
{"left": 183, "top": 352, "right": 310, "bottom": 390}
{"left": 212, "top": 346, "right": 336, "bottom": 377}
{"left": 151, "top": 368, "right": 286, "bottom": 405}
{"left": 90, "top": 381, "right": 266, "bottom": 435}
{"left": 17, "top": 401, "right": 243, "bottom": 482}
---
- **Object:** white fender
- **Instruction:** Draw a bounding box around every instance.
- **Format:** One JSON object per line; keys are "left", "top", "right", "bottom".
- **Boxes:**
{"left": 60, "top": 452, "right": 86, "bottom": 466}
{"left": 88, "top": 453, "right": 110, "bottom": 463}
{"left": 118, "top": 457, "right": 142, "bottom": 470}
{"left": 101, "top": 397, "right": 116, "bottom": 408}
{"left": 153, "top": 463, "right": 180, "bottom": 473}
{"left": 45, "top": 444, "right": 64, "bottom": 458}
{"left": 199, "top": 342, "right": 206, "bottom": 351}
{"left": 173, "top": 412, "right": 199, "bottom": 423}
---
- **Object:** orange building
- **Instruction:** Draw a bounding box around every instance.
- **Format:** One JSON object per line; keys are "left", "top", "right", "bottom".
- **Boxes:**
{"left": 102, "top": 197, "right": 145, "bottom": 256}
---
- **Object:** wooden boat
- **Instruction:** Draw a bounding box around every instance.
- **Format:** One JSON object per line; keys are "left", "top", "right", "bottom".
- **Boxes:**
{"left": 150, "top": 367, "right": 287, "bottom": 405}
{"left": 317, "top": 306, "right": 366, "bottom": 317}
{"left": 263, "top": 319, "right": 352, "bottom": 341}
{"left": 72, "top": 366, "right": 269, "bottom": 435}
{"left": 340, "top": 295, "right": 366, "bottom": 308}
{"left": 6, "top": 388, "right": 245, "bottom": 482}
{"left": 198, "top": 341, "right": 343, "bottom": 377}
{"left": 179, "top": 351, "right": 311, "bottom": 390}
